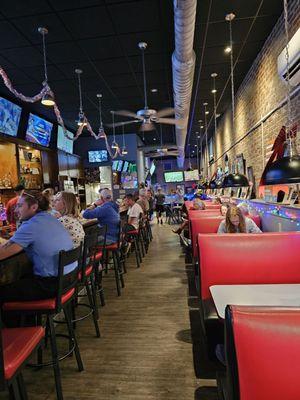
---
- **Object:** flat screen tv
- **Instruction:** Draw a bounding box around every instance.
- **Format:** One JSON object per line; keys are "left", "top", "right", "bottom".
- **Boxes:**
{"left": 117, "top": 160, "right": 124, "bottom": 172}
{"left": 122, "top": 161, "right": 129, "bottom": 173}
{"left": 88, "top": 150, "right": 108, "bottom": 163}
{"left": 164, "top": 171, "right": 184, "bottom": 183}
{"left": 112, "top": 160, "right": 119, "bottom": 171}
{"left": 184, "top": 169, "right": 199, "bottom": 181}
{"left": 0, "top": 97, "right": 22, "bottom": 137}
{"left": 149, "top": 161, "right": 156, "bottom": 176}
{"left": 57, "top": 126, "right": 74, "bottom": 154}
{"left": 25, "top": 113, "right": 53, "bottom": 147}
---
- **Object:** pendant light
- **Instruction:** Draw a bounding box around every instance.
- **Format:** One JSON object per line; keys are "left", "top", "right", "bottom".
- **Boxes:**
{"left": 209, "top": 73, "right": 221, "bottom": 189}
{"left": 39, "top": 27, "right": 55, "bottom": 106}
{"left": 111, "top": 111, "right": 118, "bottom": 149}
{"left": 96, "top": 94, "right": 106, "bottom": 139}
{"left": 260, "top": 0, "right": 300, "bottom": 185}
{"left": 121, "top": 123, "right": 128, "bottom": 155}
{"left": 222, "top": 13, "right": 249, "bottom": 188}
{"left": 203, "top": 102, "right": 209, "bottom": 179}
{"left": 75, "top": 69, "right": 87, "bottom": 127}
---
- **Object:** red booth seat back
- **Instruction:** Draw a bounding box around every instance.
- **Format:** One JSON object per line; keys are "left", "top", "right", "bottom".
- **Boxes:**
{"left": 188, "top": 209, "right": 221, "bottom": 218}
{"left": 190, "top": 216, "right": 224, "bottom": 258}
{"left": 230, "top": 306, "right": 300, "bottom": 400}
{"left": 198, "top": 232, "right": 300, "bottom": 300}
{"left": 204, "top": 204, "right": 220, "bottom": 210}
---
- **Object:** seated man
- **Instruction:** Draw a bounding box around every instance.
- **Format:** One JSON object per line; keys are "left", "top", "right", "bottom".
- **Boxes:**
{"left": 82, "top": 188, "right": 120, "bottom": 244}
{"left": 0, "top": 192, "right": 77, "bottom": 304}
{"left": 136, "top": 188, "right": 150, "bottom": 215}
{"left": 125, "top": 193, "right": 143, "bottom": 231}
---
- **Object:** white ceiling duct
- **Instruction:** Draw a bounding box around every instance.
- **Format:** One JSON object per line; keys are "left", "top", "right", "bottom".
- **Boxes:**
{"left": 172, "top": 0, "right": 197, "bottom": 168}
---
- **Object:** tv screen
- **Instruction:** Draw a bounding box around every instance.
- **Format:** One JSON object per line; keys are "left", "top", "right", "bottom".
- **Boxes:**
{"left": 149, "top": 162, "right": 156, "bottom": 176}
{"left": 88, "top": 150, "right": 108, "bottom": 163}
{"left": 122, "top": 161, "right": 129, "bottom": 173}
{"left": 25, "top": 113, "right": 53, "bottom": 147}
{"left": 0, "top": 97, "right": 22, "bottom": 137}
{"left": 57, "top": 126, "right": 74, "bottom": 154}
{"left": 112, "top": 160, "right": 119, "bottom": 171}
{"left": 117, "top": 160, "right": 124, "bottom": 172}
{"left": 164, "top": 171, "right": 184, "bottom": 183}
{"left": 184, "top": 170, "right": 199, "bottom": 181}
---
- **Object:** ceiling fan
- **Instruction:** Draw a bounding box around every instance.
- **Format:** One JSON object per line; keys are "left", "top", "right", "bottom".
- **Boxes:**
{"left": 107, "top": 42, "right": 184, "bottom": 132}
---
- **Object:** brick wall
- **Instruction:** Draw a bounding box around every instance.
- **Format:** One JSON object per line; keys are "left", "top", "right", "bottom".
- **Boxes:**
{"left": 209, "top": 0, "right": 300, "bottom": 191}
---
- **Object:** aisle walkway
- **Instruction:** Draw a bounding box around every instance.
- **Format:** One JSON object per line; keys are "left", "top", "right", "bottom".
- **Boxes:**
{"left": 6, "top": 225, "right": 215, "bottom": 399}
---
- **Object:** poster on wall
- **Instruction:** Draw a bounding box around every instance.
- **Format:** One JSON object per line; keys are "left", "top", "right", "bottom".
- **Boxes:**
{"left": 236, "top": 153, "right": 246, "bottom": 174}
{"left": 247, "top": 166, "right": 256, "bottom": 199}
{"left": 84, "top": 167, "right": 100, "bottom": 183}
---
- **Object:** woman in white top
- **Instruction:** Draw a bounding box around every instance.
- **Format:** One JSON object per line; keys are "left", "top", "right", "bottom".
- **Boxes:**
{"left": 54, "top": 191, "right": 85, "bottom": 247}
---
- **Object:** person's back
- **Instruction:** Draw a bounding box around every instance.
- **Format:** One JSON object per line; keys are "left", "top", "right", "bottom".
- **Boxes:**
{"left": 12, "top": 211, "right": 76, "bottom": 276}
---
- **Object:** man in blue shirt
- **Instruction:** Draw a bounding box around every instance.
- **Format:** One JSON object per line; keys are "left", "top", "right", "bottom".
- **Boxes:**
{"left": 0, "top": 192, "right": 76, "bottom": 303}
{"left": 82, "top": 189, "right": 120, "bottom": 244}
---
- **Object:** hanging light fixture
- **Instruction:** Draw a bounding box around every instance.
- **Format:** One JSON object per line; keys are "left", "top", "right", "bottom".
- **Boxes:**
{"left": 222, "top": 12, "right": 249, "bottom": 189}
{"left": 111, "top": 111, "right": 119, "bottom": 149}
{"left": 208, "top": 73, "right": 219, "bottom": 190}
{"left": 96, "top": 93, "right": 106, "bottom": 138}
{"left": 75, "top": 69, "right": 87, "bottom": 127}
{"left": 121, "top": 123, "right": 128, "bottom": 155}
{"left": 39, "top": 27, "right": 55, "bottom": 106}
{"left": 261, "top": 0, "right": 300, "bottom": 185}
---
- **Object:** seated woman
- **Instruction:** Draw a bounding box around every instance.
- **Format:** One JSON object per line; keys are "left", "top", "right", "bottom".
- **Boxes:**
{"left": 42, "top": 188, "right": 60, "bottom": 217}
{"left": 54, "top": 191, "right": 85, "bottom": 247}
{"left": 172, "top": 199, "right": 206, "bottom": 235}
{"left": 217, "top": 205, "right": 262, "bottom": 234}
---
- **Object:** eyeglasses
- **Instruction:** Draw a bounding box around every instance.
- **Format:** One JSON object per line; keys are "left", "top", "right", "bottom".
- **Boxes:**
{"left": 23, "top": 192, "right": 36, "bottom": 199}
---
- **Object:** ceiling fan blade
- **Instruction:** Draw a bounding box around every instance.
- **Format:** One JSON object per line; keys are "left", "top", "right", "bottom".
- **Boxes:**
{"left": 105, "top": 120, "right": 140, "bottom": 128}
{"left": 157, "top": 117, "right": 185, "bottom": 126}
{"left": 155, "top": 107, "right": 175, "bottom": 118}
{"left": 114, "top": 110, "right": 144, "bottom": 120}
{"left": 139, "top": 122, "right": 155, "bottom": 132}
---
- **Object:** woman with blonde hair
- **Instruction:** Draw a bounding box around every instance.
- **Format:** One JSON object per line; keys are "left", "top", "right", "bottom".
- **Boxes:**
{"left": 54, "top": 191, "right": 85, "bottom": 247}
{"left": 42, "top": 188, "right": 60, "bottom": 217}
{"left": 217, "top": 205, "right": 261, "bottom": 234}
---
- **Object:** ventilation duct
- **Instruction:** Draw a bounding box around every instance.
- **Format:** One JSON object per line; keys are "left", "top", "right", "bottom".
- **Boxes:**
{"left": 172, "top": 0, "right": 197, "bottom": 168}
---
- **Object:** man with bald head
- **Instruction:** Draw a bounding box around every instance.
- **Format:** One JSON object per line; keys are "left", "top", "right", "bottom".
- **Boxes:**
{"left": 83, "top": 189, "right": 120, "bottom": 244}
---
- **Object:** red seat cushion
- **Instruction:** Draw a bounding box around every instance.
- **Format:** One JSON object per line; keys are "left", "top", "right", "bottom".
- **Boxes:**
{"left": 3, "top": 326, "right": 45, "bottom": 380}
{"left": 126, "top": 230, "right": 139, "bottom": 235}
{"left": 94, "top": 250, "right": 103, "bottom": 261}
{"left": 3, "top": 288, "right": 75, "bottom": 311}
{"left": 78, "top": 265, "right": 93, "bottom": 280}
{"left": 97, "top": 243, "right": 118, "bottom": 251}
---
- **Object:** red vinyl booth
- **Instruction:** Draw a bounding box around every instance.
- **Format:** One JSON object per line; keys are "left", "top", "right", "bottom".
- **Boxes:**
{"left": 190, "top": 216, "right": 224, "bottom": 258}
{"left": 188, "top": 209, "right": 221, "bottom": 218}
{"left": 222, "top": 305, "right": 300, "bottom": 400}
{"left": 198, "top": 232, "right": 300, "bottom": 301}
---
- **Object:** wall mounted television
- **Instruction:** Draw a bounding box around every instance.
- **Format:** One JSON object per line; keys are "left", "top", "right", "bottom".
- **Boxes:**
{"left": 112, "top": 160, "right": 119, "bottom": 171}
{"left": 122, "top": 161, "right": 129, "bottom": 173}
{"left": 117, "top": 160, "right": 124, "bottom": 172}
{"left": 184, "top": 169, "right": 199, "bottom": 181}
{"left": 149, "top": 161, "right": 156, "bottom": 175}
{"left": 88, "top": 150, "right": 108, "bottom": 163}
{"left": 164, "top": 171, "right": 184, "bottom": 183}
{"left": 57, "top": 126, "right": 74, "bottom": 154}
{"left": 25, "top": 113, "right": 53, "bottom": 147}
{"left": 0, "top": 97, "right": 22, "bottom": 137}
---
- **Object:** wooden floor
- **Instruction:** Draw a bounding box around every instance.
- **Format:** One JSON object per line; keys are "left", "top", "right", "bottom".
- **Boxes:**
{"left": 2, "top": 224, "right": 216, "bottom": 400}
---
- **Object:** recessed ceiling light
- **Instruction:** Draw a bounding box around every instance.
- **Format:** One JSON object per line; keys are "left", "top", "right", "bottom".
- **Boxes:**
{"left": 203, "top": 102, "right": 208, "bottom": 106}
{"left": 205, "top": 110, "right": 209, "bottom": 115}
{"left": 153, "top": 137, "right": 156, "bottom": 141}
{"left": 211, "top": 89, "right": 217, "bottom": 94}
{"left": 200, "top": 125, "right": 204, "bottom": 129}
{"left": 216, "top": 113, "right": 221, "bottom": 118}
{"left": 151, "top": 88, "right": 158, "bottom": 93}
{"left": 26, "top": 146, "right": 30, "bottom": 150}
{"left": 197, "top": 135, "right": 201, "bottom": 139}
{"left": 194, "top": 144, "right": 197, "bottom": 147}
{"left": 198, "top": 119, "right": 202, "bottom": 122}
{"left": 224, "top": 46, "right": 232, "bottom": 54}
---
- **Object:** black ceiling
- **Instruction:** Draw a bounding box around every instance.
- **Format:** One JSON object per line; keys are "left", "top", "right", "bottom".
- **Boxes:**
{"left": 0, "top": 0, "right": 283, "bottom": 151}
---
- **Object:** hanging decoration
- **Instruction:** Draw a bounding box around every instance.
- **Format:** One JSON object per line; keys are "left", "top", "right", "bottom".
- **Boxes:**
{"left": 121, "top": 124, "right": 128, "bottom": 155}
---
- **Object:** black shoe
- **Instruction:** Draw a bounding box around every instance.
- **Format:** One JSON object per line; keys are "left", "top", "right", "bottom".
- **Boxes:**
{"left": 160, "top": 219, "right": 163, "bottom": 225}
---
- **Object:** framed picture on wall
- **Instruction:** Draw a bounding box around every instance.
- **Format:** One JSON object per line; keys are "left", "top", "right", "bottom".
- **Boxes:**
{"left": 236, "top": 153, "right": 246, "bottom": 174}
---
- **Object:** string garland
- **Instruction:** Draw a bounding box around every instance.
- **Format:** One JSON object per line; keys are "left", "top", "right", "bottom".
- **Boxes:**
{"left": 0, "top": 65, "right": 121, "bottom": 159}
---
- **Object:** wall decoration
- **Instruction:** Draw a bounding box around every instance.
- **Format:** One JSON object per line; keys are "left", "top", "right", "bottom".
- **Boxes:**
{"left": 84, "top": 167, "right": 100, "bottom": 184}
{"left": 236, "top": 153, "right": 246, "bottom": 174}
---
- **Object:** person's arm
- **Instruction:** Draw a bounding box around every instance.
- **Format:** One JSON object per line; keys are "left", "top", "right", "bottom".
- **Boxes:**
{"left": 82, "top": 206, "right": 102, "bottom": 220}
{"left": 247, "top": 218, "right": 262, "bottom": 233}
{"left": 217, "top": 220, "right": 226, "bottom": 234}
{"left": 0, "top": 241, "right": 23, "bottom": 260}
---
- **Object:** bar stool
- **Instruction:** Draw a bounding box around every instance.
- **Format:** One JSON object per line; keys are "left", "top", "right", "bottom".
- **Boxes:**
{"left": 2, "top": 245, "right": 84, "bottom": 400}
{"left": 0, "top": 311, "right": 45, "bottom": 399}
{"left": 124, "top": 218, "right": 143, "bottom": 268}
{"left": 99, "top": 222, "right": 125, "bottom": 296}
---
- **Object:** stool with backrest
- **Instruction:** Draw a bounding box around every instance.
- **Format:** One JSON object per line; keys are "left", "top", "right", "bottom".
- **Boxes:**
{"left": 0, "top": 311, "right": 45, "bottom": 399}
{"left": 124, "top": 215, "right": 143, "bottom": 268}
{"left": 220, "top": 305, "right": 300, "bottom": 400}
{"left": 192, "top": 232, "right": 300, "bottom": 379}
{"left": 91, "top": 225, "right": 107, "bottom": 306}
{"left": 2, "top": 245, "right": 84, "bottom": 400}
{"left": 100, "top": 222, "right": 125, "bottom": 296}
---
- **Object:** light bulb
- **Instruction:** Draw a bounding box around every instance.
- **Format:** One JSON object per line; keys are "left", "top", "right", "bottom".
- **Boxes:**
{"left": 122, "top": 147, "right": 128, "bottom": 155}
{"left": 111, "top": 141, "right": 118, "bottom": 149}
{"left": 41, "top": 92, "right": 55, "bottom": 106}
{"left": 76, "top": 115, "right": 87, "bottom": 127}
{"left": 224, "top": 46, "right": 232, "bottom": 54}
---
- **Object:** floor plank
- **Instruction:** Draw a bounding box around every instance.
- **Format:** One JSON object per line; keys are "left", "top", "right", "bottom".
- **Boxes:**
{"left": 1, "top": 224, "right": 215, "bottom": 399}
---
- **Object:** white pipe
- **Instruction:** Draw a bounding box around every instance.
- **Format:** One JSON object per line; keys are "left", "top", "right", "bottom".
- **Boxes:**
{"left": 172, "top": 0, "right": 197, "bottom": 168}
